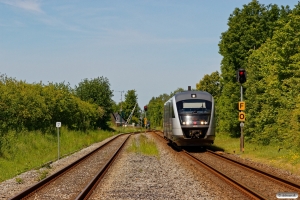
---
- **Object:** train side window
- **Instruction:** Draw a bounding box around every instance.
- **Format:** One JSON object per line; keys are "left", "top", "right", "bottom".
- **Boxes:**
{"left": 171, "top": 101, "right": 175, "bottom": 118}
{"left": 176, "top": 101, "right": 183, "bottom": 110}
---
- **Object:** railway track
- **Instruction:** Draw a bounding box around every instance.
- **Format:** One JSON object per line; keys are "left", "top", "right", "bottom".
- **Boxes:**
{"left": 189, "top": 150, "right": 300, "bottom": 199}
{"left": 9, "top": 133, "right": 132, "bottom": 200}
{"left": 206, "top": 150, "right": 300, "bottom": 192}
{"left": 6, "top": 130, "right": 300, "bottom": 199}
{"left": 153, "top": 130, "right": 300, "bottom": 199}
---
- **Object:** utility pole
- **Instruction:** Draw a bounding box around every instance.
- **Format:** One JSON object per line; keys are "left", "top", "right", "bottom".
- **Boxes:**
{"left": 116, "top": 91, "right": 125, "bottom": 127}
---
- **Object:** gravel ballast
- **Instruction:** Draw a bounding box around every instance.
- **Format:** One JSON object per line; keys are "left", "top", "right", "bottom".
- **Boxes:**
{"left": 89, "top": 133, "right": 247, "bottom": 199}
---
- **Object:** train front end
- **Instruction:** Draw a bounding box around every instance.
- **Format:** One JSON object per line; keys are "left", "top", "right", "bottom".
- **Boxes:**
{"left": 172, "top": 91, "right": 215, "bottom": 146}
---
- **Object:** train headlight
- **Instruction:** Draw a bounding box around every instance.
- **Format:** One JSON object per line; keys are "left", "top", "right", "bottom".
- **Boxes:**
{"left": 183, "top": 122, "right": 186, "bottom": 125}
{"left": 205, "top": 121, "right": 208, "bottom": 125}
{"left": 186, "top": 121, "right": 190, "bottom": 125}
{"left": 200, "top": 121, "right": 204, "bottom": 125}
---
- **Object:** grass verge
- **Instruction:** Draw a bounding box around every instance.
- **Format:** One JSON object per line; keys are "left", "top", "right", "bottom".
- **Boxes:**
{"left": 113, "top": 125, "right": 150, "bottom": 134}
{"left": 213, "top": 133, "right": 300, "bottom": 176}
{"left": 0, "top": 127, "right": 116, "bottom": 182}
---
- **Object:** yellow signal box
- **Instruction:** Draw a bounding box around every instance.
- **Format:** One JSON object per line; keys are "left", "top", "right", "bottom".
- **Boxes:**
{"left": 239, "top": 112, "right": 245, "bottom": 121}
{"left": 144, "top": 118, "right": 147, "bottom": 125}
{"left": 239, "top": 101, "right": 245, "bottom": 111}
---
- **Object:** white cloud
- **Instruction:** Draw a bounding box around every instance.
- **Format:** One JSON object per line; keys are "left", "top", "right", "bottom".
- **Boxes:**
{"left": 0, "top": 0, "right": 43, "bottom": 13}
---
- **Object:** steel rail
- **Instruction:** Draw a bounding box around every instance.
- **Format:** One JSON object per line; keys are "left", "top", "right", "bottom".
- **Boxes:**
{"left": 9, "top": 133, "right": 131, "bottom": 200}
{"left": 205, "top": 150, "right": 300, "bottom": 193}
{"left": 153, "top": 130, "right": 300, "bottom": 197}
{"left": 75, "top": 134, "right": 130, "bottom": 200}
{"left": 151, "top": 131, "right": 266, "bottom": 199}
{"left": 154, "top": 129, "right": 300, "bottom": 191}
{"left": 182, "top": 150, "right": 267, "bottom": 200}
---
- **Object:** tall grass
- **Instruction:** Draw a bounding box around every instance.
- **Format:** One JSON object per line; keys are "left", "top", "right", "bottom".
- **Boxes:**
{"left": 127, "top": 134, "right": 159, "bottom": 157}
{"left": 113, "top": 126, "right": 143, "bottom": 134}
{"left": 0, "top": 127, "right": 115, "bottom": 182}
{"left": 213, "top": 133, "right": 300, "bottom": 176}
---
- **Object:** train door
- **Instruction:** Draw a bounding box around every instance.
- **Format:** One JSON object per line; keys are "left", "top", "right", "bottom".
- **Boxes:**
{"left": 169, "top": 99, "right": 173, "bottom": 139}
{"left": 163, "top": 103, "right": 168, "bottom": 138}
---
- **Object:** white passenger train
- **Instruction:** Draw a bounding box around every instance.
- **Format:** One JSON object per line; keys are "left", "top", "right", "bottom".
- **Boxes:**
{"left": 163, "top": 89, "right": 215, "bottom": 146}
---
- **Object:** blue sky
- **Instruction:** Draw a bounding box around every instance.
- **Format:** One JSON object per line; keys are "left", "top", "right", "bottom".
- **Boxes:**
{"left": 0, "top": 0, "right": 298, "bottom": 107}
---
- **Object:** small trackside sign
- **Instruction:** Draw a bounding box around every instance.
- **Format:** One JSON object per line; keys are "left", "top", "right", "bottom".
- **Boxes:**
{"left": 239, "top": 101, "right": 245, "bottom": 111}
{"left": 239, "top": 112, "right": 245, "bottom": 122}
{"left": 56, "top": 122, "right": 61, "bottom": 128}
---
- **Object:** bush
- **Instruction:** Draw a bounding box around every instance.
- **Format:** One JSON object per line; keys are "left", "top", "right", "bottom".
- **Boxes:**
{"left": 0, "top": 74, "right": 105, "bottom": 133}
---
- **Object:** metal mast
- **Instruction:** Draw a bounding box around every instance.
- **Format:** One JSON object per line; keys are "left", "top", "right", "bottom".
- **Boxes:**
{"left": 116, "top": 91, "right": 124, "bottom": 126}
{"left": 126, "top": 103, "right": 137, "bottom": 125}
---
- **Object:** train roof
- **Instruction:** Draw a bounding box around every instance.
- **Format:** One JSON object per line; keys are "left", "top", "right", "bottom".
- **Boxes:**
{"left": 174, "top": 91, "right": 213, "bottom": 102}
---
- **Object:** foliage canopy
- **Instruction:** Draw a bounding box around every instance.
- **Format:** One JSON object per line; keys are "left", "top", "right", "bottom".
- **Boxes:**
{"left": 122, "top": 90, "right": 141, "bottom": 124}
{"left": 0, "top": 74, "right": 104, "bottom": 133}
{"left": 218, "top": 0, "right": 291, "bottom": 136}
{"left": 75, "top": 77, "right": 114, "bottom": 129}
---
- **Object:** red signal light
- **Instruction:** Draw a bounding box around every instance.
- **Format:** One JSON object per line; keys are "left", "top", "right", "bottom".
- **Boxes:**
{"left": 236, "top": 68, "right": 247, "bottom": 84}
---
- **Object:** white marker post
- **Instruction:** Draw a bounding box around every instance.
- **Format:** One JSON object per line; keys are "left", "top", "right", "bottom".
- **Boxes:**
{"left": 56, "top": 122, "right": 61, "bottom": 160}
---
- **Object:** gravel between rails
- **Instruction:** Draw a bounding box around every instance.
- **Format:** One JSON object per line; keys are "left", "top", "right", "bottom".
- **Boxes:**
{"left": 89, "top": 133, "right": 248, "bottom": 200}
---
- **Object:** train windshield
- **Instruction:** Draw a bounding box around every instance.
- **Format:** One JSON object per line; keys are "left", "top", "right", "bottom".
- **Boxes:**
{"left": 177, "top": 99, "right": 212, "bottom": 125}
{"left": 176, "top": 99, "right": 211, "bottom": 113}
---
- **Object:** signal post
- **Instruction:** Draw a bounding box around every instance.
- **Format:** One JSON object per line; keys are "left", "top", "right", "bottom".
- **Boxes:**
{"left": 237, "top": 68, "right": 246, "bottom": 153}
{"left": 144, "top": 105, "right": 148, "bottom": 130}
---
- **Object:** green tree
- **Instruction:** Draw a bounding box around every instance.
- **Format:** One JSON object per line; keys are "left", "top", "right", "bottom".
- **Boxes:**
{"left": 75, "top": 77, "right": 113, "bottom": 129}
{"left": 147, "top": 88, "right": 185, "bottom": 128}
{"left": 0, "top": 75, "right": 103, "bottom": 132}
{"left": 112, "top": 101, "right": 120, "bottom": 113}
{"left": 218, "top": 0, "right": 288, "bottom": 136}
{"left": 170, "top": 88, "right": 185, "bottom": 97}
{"left": 147, "top": 95, "right": 164, "bottom": 127}
{"left": 196, "top": 71, "right": 221, "bottom": 99}
{"left": 122, "top": 90, "right": 140, "bottom": 124}
{"left": 246, "top": 8, "right": 300, "bottom": 147}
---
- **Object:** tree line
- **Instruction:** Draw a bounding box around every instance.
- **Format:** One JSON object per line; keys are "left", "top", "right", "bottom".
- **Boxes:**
{"left": 147, "top": 0, "right": 300, "bottom": 149}
{"left": 0, "top": 75, "right": 112, "bottom": 133}
{"left": 147, "top": 88, "right": 184, "bottom": 128}
{"left": 0, "top": 73, "right": 143, "bottom": 134}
